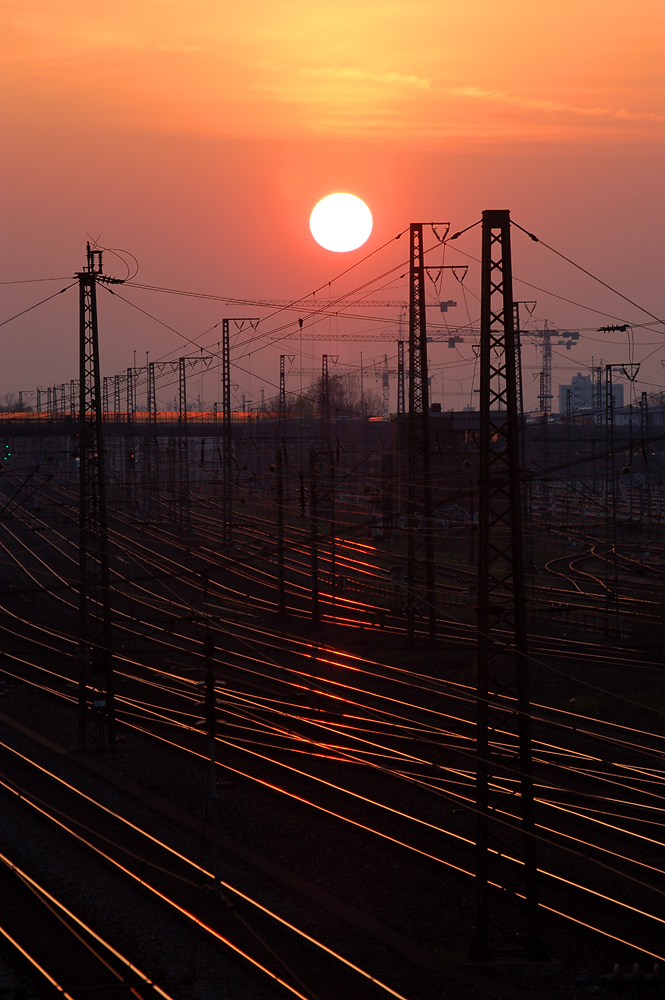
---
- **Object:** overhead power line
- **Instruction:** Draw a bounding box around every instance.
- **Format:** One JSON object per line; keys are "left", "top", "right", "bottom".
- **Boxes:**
{"left": 0, "top": 283, "right": 76, "bottom": 330}
{"left": 511, "top": 220, "right": 665, "bottom": 328}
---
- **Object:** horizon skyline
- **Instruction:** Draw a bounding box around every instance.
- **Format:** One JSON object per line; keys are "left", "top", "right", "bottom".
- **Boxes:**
{"left": 1, "top": 0, "right": 663, "bottom": 409}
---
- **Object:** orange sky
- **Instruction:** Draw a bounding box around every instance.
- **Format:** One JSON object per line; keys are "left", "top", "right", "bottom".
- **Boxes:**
{"left": 1, "top": 0, "right": 663, "bottom": 408}
{"left": 4, "top": 0, "right": 663, "bottom": 142}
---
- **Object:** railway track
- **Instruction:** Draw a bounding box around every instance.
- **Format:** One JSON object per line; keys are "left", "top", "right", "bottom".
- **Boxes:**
{"left": 0, "top": 846, "right": 177, "bottom": 1000}
{"left": 3, "top": 474, "right": 665, "bottom": 990}
{"left": 0, "top": 720, "right": 429, "bottom": 1000}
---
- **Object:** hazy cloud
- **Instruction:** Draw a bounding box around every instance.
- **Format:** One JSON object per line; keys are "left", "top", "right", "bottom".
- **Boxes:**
{"left": 301, "top": 67, "right": 432, "bottom": 89}
{"left": 449, "top": 86, "right": 665, "bottom": 122}
{"left": 153, "top": 44, "right": 203, "bottom": 53}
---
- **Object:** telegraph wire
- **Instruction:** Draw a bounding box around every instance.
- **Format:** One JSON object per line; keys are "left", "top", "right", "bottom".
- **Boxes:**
{"left": 0, "top": 282, "right": 76, "bottom": 330}
{"left": 124, "top": 227, "right": 410, "bottom": 326}
{"left": 0, "top": 277, "right": 71, "bottom": 284}
{"left": 100, "top": 284, "right": 213, "bottom": 355}
{"left": 511, "top": 220, "right": 665, "bottom": 328}
{"left": 443, "top": 241, "right": 655, "bottom": 330}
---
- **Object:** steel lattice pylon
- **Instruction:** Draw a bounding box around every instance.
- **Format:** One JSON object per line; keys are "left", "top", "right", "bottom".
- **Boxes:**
{"left": 397, "top": 340, "right": 406, "bottom": 416}
{"left": 472, "top": 210, "right": 544, "bottom": 962}
{"left": 406, "top": 224, "right": 436, "bottom": 645}
{"left": 220, "top": 318, "right": 259, "bottom": 547}
{"left": 142, "top": 360, "right": 157, "bottom": 517}
{"left": 221, "top": 320, "right": 232, "bottom": 546}
{"left": 279, "top": 354, "right": 287, "bottom": 430}
{"left": 321, "top": 353, "right": 330, "bottom": 449}
{"left": 77, "top": 244, "right": 117, "bottom": 748}
{"left": 178, "top": 357, "right": 191, "bottom": 532}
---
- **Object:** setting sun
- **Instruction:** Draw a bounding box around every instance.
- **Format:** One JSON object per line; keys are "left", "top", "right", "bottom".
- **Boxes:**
{"left": 309, "top": 193, "right": 373, "bottom": 252}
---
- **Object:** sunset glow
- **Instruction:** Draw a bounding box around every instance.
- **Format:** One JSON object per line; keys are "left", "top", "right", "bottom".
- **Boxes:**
{"left": 2, "top": 1, "right": 663, "bottom": 144}
{"left": 0, "top": 0, "right": 662, "bottom": 399}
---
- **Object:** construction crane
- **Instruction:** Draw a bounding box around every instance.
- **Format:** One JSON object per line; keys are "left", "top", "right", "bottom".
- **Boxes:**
{"left": 278, "top": 299, "right": 459, "bottom": 343}
{"left": 440, "top": 325, "right": 580, "bottom": 414}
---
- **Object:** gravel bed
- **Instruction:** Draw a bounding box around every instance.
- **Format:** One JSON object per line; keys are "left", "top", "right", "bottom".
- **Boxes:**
{"left": 2, "top": 636, "right": 664, "bottom": 1000}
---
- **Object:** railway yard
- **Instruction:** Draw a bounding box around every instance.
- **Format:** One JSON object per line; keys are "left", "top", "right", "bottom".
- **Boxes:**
{"left": 2, "top": 420, "right": 665, "bottom": 1000}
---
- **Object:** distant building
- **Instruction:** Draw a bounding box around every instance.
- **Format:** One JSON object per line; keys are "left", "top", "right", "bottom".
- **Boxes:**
{"left": 558, "top": 372, "right": 623, "bottom": 414}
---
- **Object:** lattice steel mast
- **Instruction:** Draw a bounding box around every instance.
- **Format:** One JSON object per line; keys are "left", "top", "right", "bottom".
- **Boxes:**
{"left": 472, "top": 210, "right": 544, "bottom": 962}
{"left": 397, "top": 340, "right": 406, "bottom": 417}
{"left": 406, "top": 224, "right": 436, "bottom": 646}
{"left": 77, "top": 243, "right": 121, "bottom": 748}
{"left": 221, "top": 318, "right": 258, "bottom": 547}
{"left": 144, "top": 360, "right": 157, "bottom": 517}
{"left": 279, "top": 355, "right": 287, "bottom": 429}
{"left": 178, "top": 357, "right": 191, "bottom": 532}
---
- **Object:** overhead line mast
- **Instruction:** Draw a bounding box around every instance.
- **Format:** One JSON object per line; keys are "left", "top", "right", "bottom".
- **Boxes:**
{"left": 76, "top": 243, "right": 122, "bottom": 749}
{"left": 473, "top": 210, "right": 544, "bottom": 962}
{"left": 406, "top": 224, "right": 438, "bottom": 647}
{"left": 221, "top": 318, "right": 259, "bottom": 548}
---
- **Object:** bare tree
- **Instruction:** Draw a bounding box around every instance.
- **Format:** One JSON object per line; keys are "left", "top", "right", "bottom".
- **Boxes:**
{"left": 306, "top": 371, "right": 381, "bottom": 417}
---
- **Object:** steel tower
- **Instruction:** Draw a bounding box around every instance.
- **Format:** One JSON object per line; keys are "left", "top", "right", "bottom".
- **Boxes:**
{"left": 406, "top": 224, "right": 436, "bottom": 646}
{"left": 472, "top": 211, "right": 544, "bottom": 962}
{"left": 77, "top": 243, "right": 120, "bottom": 748}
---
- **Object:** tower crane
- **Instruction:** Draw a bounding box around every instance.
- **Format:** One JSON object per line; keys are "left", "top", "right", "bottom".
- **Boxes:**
{"left": 442, "top": 324, "right": 580, "bottom": 414}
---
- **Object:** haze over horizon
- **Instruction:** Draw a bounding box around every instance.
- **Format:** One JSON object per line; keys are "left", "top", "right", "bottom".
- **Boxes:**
{"left": 1, "top": 0, "right": 663, "bottom": 412}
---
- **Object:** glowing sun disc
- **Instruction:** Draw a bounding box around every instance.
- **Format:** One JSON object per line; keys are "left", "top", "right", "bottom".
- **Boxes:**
{"left": 310, "top": 193, "right": 373, "bottom": 252}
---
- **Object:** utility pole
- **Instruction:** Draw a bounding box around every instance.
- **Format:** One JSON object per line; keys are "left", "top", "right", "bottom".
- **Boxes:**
{"left": 125, "top": 366, "right": 139, "bottom": 509}
{"left": 360, "top": 352, "right": 365, "bottom": 416}
{"left": 513, "top": 302, "right": 532, "bottom": 545}
{"left": 565, "top": 389, "right": 573, "bottom": 527}
{"left": 77, "top": 243, "right": 121, "bottom": 749}
{"left": 512, "top": 303, "right": 530, "bottom": 463}
{"left": 145, "top": 361, "right": 157, "bottom": 518}
{"left": 222, "top": 321, "right": 232, "bottom": 547}
{"left": 276, "top": 447, "right": 286, "bottom": 617}
{"left": 321, "top": 354, "right": 330, "bottom": 450}
{"left": 178, "top": 358, "right": 191, "bottom": 533}
{"left": 397, "top": 340, "right": 406, "bottom": 416}
{"left": 279, "top": 354, "right": 287, "bottom": 429}
{"left": 320, "top": 354, "right": 336, "bottom": 593}
{"left": 397, "top": 338, "right": 407, "bottom": 528}
{"left": 537, "top": 327, "right": 552, "bottom": 415}
{"left": 147, "top": 362, "right": 157, "bottom": 427}
{"left": 602, "top": 357, "right": 639, "bottom": 625}
{"left": 126, "top": 367, "right": 134, "bottom": 421}
{"left": 221, "top": 318, "right": 259, "bottom": 548}
{"left": 592, "top": 364, "right": 603, "bottom": 424}
{"left": 472, "top": 210, "right": 544, "bottom": 963}
{"left": 102, "top": 377, "right": 110, "bottom": 422}
{"left": 382, "top": 354, "right": 390, "bottom": 416}
{"left": 406, "top": 224, "right": 436, "bottom": 646}
{"left": 113, "top": 375, "right": 120, "bottom": 421}
{"left": 203, "top": 629, "right": 220, "bottom": 897}
{"left": 604, "top": 363, "right": 619, "bottom": 628}
{"left": 640, "top": 391, "right": 651, "bottom": 522}
{"left": 309, "top": 448, "right": 319, "bottom": 624}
